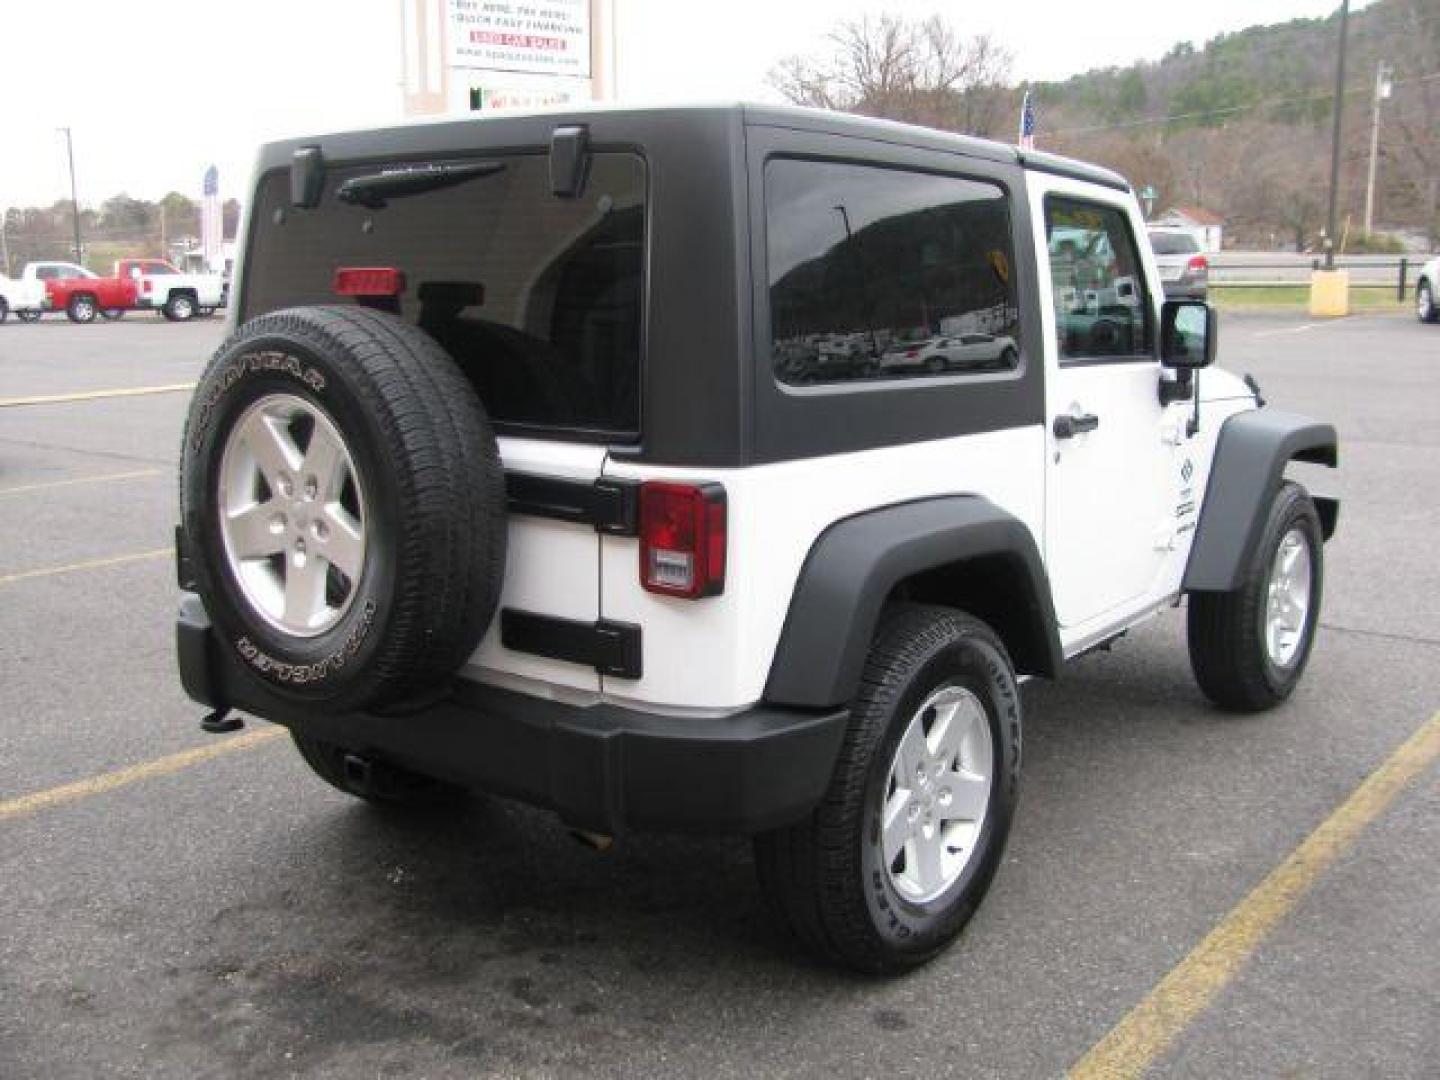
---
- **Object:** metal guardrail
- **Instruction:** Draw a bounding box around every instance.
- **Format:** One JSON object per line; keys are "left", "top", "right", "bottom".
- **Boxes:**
{"left": 1208, "top": 255, "right": 1435, "bottom": 300}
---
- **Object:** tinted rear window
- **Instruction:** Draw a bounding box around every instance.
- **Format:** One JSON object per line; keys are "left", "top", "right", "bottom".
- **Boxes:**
{"left": 1148, "top": 232, "right": 1199, "bottom": 255}
{"left": 244, "top": 152, "right": 646, "bottom": 438}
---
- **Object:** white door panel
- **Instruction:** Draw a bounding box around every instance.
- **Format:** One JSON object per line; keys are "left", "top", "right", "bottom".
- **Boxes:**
{"left": 1047, "top": 363, "right": 1178, "bottom": 626}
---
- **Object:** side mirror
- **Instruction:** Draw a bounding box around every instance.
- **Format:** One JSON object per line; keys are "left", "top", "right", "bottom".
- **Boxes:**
{"left": 1160, "top": 299, "right": 1216, "bottom": 370}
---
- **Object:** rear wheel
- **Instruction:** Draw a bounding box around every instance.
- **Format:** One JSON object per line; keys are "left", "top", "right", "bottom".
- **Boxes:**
{"left": 101, "top": 308, "right": 125, "bottom": 320}
{"left": 755, "top": 605, "right": 1021, "bottom": 973}
{"left": 0, "top": 298, "right": 8, "bottom": 323}
{"left": 67, "top": 294, "right": 98, "bottom": 323}
{"left": 17, "top": 310, "right": 42, "bottom": 323}
{"left": 164, "top": 293, "right": 196, "bottom": 321}
{"left": 1188, "top": 481, "right": 1324, "bottom": 712}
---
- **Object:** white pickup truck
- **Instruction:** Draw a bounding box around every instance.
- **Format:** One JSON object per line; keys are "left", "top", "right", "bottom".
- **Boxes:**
{"left": 119, "top": 258, "right": 227, "bottom": 320}
{"left": 0, "top": 270, "right": 49, "bottom": 322}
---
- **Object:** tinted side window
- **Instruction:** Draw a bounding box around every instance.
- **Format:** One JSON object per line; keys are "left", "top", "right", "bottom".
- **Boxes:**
{"left": 767, "top": 159, "right": 1020, "bottom": 386}
{"left": 1046, "top": 198, "right": 1152, "bottom": 363}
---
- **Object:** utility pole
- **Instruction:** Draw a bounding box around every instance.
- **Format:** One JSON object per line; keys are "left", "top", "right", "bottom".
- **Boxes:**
{"left": 1323, "top": 0, "right": 1350, "bottom": 269}
{"left": 58, "top": 127, "right": 82, "bottom": 265}
{"left": 1363, "top": 61, "right": 1392, "bottom": 237}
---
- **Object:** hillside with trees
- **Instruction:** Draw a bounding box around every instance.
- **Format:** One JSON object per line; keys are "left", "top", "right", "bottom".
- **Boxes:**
{"left": 771, "top": 0, "right": 1438, "bottom": 249}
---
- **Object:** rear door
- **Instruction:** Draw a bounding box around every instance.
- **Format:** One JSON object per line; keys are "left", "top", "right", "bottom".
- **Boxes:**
{"left": 240, "top": 150, "right": 648, "bottom": 693}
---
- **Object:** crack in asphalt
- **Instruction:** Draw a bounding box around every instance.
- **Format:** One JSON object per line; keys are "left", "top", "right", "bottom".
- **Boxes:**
{"left": 1320, "top": 621, "right": 1440, "bottom": 649}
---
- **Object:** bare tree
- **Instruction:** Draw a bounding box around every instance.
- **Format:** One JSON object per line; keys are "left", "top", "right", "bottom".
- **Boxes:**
{"left": 1379, "top": 0, "right": 1440, "bottom": 244}
{"left": 769, "top": 14, "right": 1013, "bottom": 137}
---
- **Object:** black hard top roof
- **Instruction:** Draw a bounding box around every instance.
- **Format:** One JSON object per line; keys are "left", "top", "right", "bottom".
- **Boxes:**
{"left": 736, "top": 103, "right": 1129, "bottom": 191}
{"left": 263, "top": 102, "right": 1131, "bottom": 194}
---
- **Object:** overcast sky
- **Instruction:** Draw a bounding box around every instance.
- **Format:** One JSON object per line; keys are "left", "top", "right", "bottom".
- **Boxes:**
{"left": 1, "top": 0, "right": 1367, "bottom": 210}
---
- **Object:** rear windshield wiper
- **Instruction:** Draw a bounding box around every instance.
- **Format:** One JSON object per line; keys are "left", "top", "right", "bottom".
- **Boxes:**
{"left": 336, "top": 161, "right": 506, "bottom": 209}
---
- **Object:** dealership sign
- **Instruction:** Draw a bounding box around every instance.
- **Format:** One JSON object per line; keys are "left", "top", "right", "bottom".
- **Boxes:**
{"left": 447, "top": 0, "right": 591, "bottom": 78}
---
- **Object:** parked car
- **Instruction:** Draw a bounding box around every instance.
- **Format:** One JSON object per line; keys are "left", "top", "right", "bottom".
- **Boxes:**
{"left": 22, "top": 261, "right": 136, "bottom": 322}
{"left": 1147, "top": 228, "right": 1209, "bottom": 300}
{"left": 1416, "top": 256, "right": 1438, "bottom": 323}
{"left": 880, "top": 333, "right": 1019, "bottom": 374}
{"left": 117, "top": 258, "right": 227, "bottom": 321}
{"left": 19, "top": 258, "right": 227, "bottom": 322}
{"left": 175, "top": 104, "right": 1337, "bottom": 973}
{"left": 0, "top": 270, "right": 48, "bottom": 322}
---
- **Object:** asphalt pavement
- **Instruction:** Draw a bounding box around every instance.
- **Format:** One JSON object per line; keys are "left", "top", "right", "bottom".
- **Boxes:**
{"left": 1, "top": 310, "right": 1436, "bottom": 1079}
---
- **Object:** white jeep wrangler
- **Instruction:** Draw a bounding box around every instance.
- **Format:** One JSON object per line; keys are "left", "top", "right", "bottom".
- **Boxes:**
{"left": 176, "top": 105, "right": 1338, "bottom": 972}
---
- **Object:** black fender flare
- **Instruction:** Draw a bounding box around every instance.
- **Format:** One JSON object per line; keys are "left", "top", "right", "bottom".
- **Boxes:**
{"left": 763, "top": 496, "right": 1062, "bottom": 708}
{"left": 1183, "top": 408, "right": 1338, "bottom": 593}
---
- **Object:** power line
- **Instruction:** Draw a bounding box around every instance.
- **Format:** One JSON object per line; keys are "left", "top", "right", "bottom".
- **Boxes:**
{"left": 1047, "top": 70, "right": 1440, "bottom": 137}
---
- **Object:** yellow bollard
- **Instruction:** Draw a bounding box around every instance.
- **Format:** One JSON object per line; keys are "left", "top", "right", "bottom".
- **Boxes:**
{"left": 1309, "top": 270, "right": 1350, "bottom": 317}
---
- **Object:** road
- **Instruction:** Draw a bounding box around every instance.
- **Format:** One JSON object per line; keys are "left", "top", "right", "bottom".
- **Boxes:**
{"left": 1, "top": 311, "right": 1437, "bottom": 1078}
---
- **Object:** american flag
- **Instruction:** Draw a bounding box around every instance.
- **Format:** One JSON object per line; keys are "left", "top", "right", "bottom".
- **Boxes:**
{"left": 1018, "top": 90, "right": 1036, "bottom": 151}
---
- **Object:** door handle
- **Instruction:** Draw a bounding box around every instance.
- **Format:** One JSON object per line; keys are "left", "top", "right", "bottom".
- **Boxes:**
{"left": 1053, "top": 412, "right": 1100, "bottom": 439}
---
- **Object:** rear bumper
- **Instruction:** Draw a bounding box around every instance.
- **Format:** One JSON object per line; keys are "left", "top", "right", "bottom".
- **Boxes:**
{"left": 177, "top": 595, "right": 848, "bottom": 835}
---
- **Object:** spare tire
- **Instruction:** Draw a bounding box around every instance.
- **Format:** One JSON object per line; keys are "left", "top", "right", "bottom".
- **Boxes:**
{"left": 180, "top": 305, "right": 506, "bottom": 713}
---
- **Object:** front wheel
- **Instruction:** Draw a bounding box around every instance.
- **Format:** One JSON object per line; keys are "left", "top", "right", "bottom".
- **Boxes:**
{"left": 1188, "top": 481, "right": 1324, "bottom": 712}
{"left": 1418, "top": 281, "right": 1438, "bottom": 324}
{"left": 755, "top": 605, "right": 1021, "bottom": 973}
{"left": 0, "top": 298, "right": 8, "bottom": 324}
{"left": 101, "top": 308, "right": 125, "bottom": 320}
{"left": 17, "top": 310, "right": 43, "bottom": 323}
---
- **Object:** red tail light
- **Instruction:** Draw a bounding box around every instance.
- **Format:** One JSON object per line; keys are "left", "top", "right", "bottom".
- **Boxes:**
{"left": 332, "top": 266, "right": 406, "bottom": 297}
{"left": 638, "top": 482, "right": 726, "bottom": 599}
{"left": 1187, "top": 255, "right": 1209, "bottom": 275}
{"left": 906, "top": 348, "right": 919, "bottom": 358}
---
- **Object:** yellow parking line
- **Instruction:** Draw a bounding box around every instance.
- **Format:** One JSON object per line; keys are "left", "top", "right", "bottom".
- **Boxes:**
{"left": 0, "top": 382, "right": 195, "bottom": 407}
{"left": 0, "top": 547, "right": 170, "bottom": 587}
{"left": 0, "top": 468, "right": 165, "bottom": 496}
{"left": 1069, "top": 709, "right": 1440, "bottom": 1080}
{"left": 0, "top": 728, "right": 286, "bottom": 823}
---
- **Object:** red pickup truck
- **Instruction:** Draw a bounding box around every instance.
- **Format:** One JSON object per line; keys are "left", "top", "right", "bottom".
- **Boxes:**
{"left": 25, "top": 261, "right": 136, "bottom": 322}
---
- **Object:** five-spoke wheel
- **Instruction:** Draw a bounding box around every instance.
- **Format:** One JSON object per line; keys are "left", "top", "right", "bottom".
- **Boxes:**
{"left": 756, "top": 605, "right": 1020, "bottom": 972}
{"left": 218, "top": 393, "right": 366, "bottom": 637}
{"left": 881, "top": 685, "right": 993, "bottom": 903}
